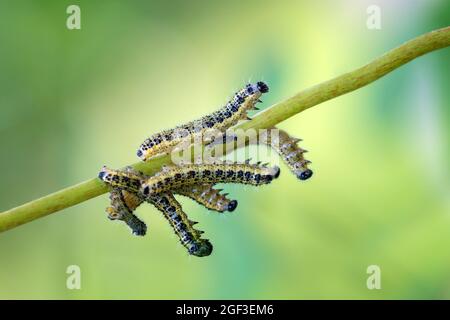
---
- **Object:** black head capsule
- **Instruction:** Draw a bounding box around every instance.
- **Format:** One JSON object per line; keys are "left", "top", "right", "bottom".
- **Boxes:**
{"left": 190, "top": 240, "right": 213, "bottom": 257}
{"left": 130, "top": 220, "right": 147, "bottom": 236}
{"left": 257, "top": 81, "right": 269, "bottom": 93}
{"left": 298, "top": 169, "right": 313, "bottom": 181}
{"left": 227, "top": 200, "right": 238, "bottom": 212}
{"left": 273, "top": 166, "right": 281, "bottom": 179}
{"left": 98, "top": 171, "right": 106, "bottom": 180}
{"left": 136, "top": 149, "right": 143, "bottom": 158}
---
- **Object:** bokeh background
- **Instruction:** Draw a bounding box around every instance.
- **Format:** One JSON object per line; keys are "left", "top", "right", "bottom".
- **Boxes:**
{"left": 0, "top": 0, "right": 449, "bottom": 299}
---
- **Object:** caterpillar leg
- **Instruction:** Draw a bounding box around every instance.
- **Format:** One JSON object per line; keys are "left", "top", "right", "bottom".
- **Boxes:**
{"left": 107, "top": 188, "right": 147, "bottom": 236}
{"left": 148, "top": 192, "right": 213, "bottom": 257}
{"left": 176, "top": 184, "right": 238, "bottom": 213}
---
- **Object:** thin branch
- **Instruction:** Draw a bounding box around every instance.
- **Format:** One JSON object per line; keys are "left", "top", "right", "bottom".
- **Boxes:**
{"left": 1, "top": 26, "right": 449, "bottom": 232}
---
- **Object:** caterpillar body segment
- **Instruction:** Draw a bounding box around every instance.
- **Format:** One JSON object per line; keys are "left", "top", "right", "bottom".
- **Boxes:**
{"left": 137, "top": 82, "right": 269, "bottom": 161}
{"left": 176, "top": 184, "right": 238, "bottom": 213}
{"left": 148, "top": 192, "right": 212, "bottom": 257}
{"left": 107, "top": 188, "right": 147, "bottom": 236}
{"left": 140, "top": 162, "right": 280, "bottom": 196}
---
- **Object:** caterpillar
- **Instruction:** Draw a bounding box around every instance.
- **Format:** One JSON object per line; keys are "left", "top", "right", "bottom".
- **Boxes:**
{"left": 148, "top": 192, "right": 212, "bottom": 257}
{"left": 106, "top": 188, "right": 147, "bottom": 236}
{"left": 176, "top": 184, "right": 238, "bottom": 213}
{"left": 136, "top": 82, "right": 269, "bottom": 161}
{"left": 258, "top": 127, "right": 313, "bottom": 181}
{"left": 141, "top": 162, "right": 279, "bottom": 196}
{"left": 99, "top": 162, "right": 279, "bottom": 197}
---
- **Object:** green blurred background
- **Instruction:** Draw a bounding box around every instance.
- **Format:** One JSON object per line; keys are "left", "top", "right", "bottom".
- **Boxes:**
{"left": 0, "top": 0, "right": 449, "bottom": 299}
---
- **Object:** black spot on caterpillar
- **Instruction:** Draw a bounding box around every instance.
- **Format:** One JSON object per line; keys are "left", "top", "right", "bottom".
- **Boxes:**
{"left": 259, "top": 127, "right": 313, "bottom": 180}
{"left": 137, "top": 82, "right": 269, "bottom": 160}
{"left": 107, "top": 188, "right": 147, "bottom": 236}
{"left": 148, "top": 192, "right": 212, "bottom": 257}
{"left": 176, "top": 184, "right": 238, "bottom": 213}
{"left": 99, "top": 162, "right": 279, "bottom": 197}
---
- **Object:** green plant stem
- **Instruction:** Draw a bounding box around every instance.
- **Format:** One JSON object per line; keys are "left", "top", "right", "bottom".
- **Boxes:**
{"left": 1, "top": 27, "right": 449, "bottom": 232}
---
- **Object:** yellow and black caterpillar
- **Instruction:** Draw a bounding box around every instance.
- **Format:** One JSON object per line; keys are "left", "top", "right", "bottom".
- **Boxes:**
{"left": 149, "top": 192, "right": 212, "bottom": 257}
{"left": 137, "top": 82, "right": 268, "bottom": 160}
{"left": 99, "top": 162, "right": 280, "bottom": 197}
{"left": 176, "top": 184, "right": 237, "bottom": 213}
{"left": 258, "top": 127, "right": 313, "bottom": 180}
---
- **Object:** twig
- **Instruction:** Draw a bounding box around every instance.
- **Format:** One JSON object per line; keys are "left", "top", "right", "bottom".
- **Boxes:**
{"left": 1, "top": 26, "right": 449, "bottom": 232}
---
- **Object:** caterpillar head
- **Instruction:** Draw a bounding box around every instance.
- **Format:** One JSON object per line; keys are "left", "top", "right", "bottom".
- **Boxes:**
{"left": 257, "top": 81, "right": 269, "bottom": 93}
{"left": 189, "top": 239, "right": 213, "bottom": 257}
{"left": 98, "top": 166, "right": 113, "bottom": 183}
{"left": 272, "top": 165, "right": 281, "bottom": 179}
{"left": 245, "top": 81, "right": 269, "bottom": 95}
{"left": 136, "top": 148, "right": 144, "bottom": 159}
{"left": 227, "top": 200, "right": 238, "bottom": 212}
{"left": 298, "top": 169, "right": 313, "bottom": 181}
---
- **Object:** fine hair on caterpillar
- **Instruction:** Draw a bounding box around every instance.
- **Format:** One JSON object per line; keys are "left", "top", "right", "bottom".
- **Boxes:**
{"left": 137, "top": 82, "right": 269, "bottom": 161}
